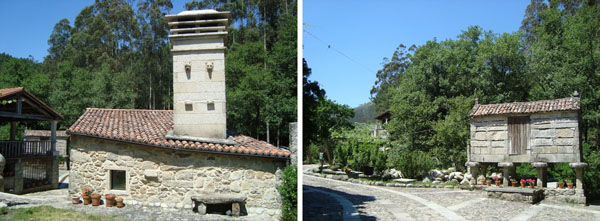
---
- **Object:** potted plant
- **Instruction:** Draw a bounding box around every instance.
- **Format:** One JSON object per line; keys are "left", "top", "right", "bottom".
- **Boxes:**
{"left": 480, "top": 179, "right": 486, "bottom": 185}
{"left": 82, "top": 186, "right": 92, "bottom": 205}
{"left": 72, "top": 194, "right": 81, "bottom": 204}
{"left": 105, "top": 194, "right": 116, "bottom": 207}
{"left": 558, "top": 179, "right": 565, "bottom": 189}
{"left": 511, "top": 178, "right": 518, "bottom": 187}
{"left": 493, "top": 176, "right": 501, "bottom": 186}
{"left": 116, "top": 197, "right": 124, "bottom": 208}
{"left": 527, "top": 179, "right": 535, "bottom": 188}
{"left": 91, "top": 193, "right": 101, "bottom": 206}
{"left": 566, "top": 179, "right": 573, "bottom": 189}
{"left": 486, "top": 179, "right": 492, "bottom": 186}
{"left": 520, "top": 179, "right": 526, "bottom": 188}
{"left": 344, "top": 167, "right": 352, "bottom": 174}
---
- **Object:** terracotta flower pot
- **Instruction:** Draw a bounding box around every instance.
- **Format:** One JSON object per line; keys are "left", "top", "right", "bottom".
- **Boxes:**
{"left": 487, "top": 180, "right": 492, "bottom": 186}
{"left": 105, "top": 194, "right": 116, "bottom": 207}
{"left": 520, "top": 182, "right": 525, "bottom": 188}
{"left": 82, "top": 195, "right": 91, "bottom": 205}
{"left": 116, "top": 197, "right": 124, "bottom": 208}
{"left": 91, "top": 194, "right": 101, "bottom": 206}
{"left": 495, "top": 180, "right": 501, "bottom": 186}
{"left": 512, "top": 181, "right": 518, "bottom": 187}
{"left": 530, "top": 183, "right": 535, "bottom": 188}
{"left": 72, "top": 194, "right": 81, "bottom": 204}
{"left": 558, "top": 182, "right": 564, "bottom": 189}
{"left": 567, "top": 183, "right": 573, "bottom": 189}
{"left": 481, "top": 180, "right": 486, "bottom": 185}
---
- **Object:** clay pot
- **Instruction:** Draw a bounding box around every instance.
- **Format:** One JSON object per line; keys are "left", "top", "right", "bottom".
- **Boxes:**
{"left": 495, "top": 180, "right": 501, "bottom": 186}
{"left": 521, "top": 182, "right": 525, "bottom": 188}
{"left": 105, "top": 194, "right": 116, "bottom": 207}
{"left": 91, "top": 194, "right": 101, "bottom": 206}
{"left": 487, "top": 180, "right": 492, "bottom": 186}
{"left": 512, "top": 181, "right": 518, "bottom": 187}
{"left": 558, "top": 182, "right": 564, "bottom": 189}
{"left": 530, "top": 183, "right": 535, "bottom": 188}
{"left": 567, "top": 183, "right": 574, "bottom": 189}
{"left": 481, "top": 180, "right": 486, "bottom": 185}
{"left": 116, "top": 197, "right": 124, "bottom": 208}
{"left": 82, "top": 195, "right": 91, "bottom": 205}
{"left": 72, "top": 194, "right": 81, "bottom": 204}
{"left": 344, "top": 169, "right": 351, "bottom": 174}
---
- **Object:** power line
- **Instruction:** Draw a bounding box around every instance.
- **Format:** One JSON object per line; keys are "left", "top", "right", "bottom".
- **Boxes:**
{"left": 303, "top": 28, "right": 377, "bottom": 74}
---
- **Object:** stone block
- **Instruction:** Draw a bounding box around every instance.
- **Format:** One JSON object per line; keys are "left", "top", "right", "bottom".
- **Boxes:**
{"left": 473, "top": 132, "right": 487, "bottom": 140}
{"left": 491, "top": 148, "right": 507, "bottom": 155}
{"left": 144, "top": 170, "right": 159, "bottom": 178}
{"left": 488, "top": 131, "right": 507, "bottom": 140}
{"left": 532, "top": 138, "right": 552, "bottom": 146}
{"left": 491, "top": 141, "right": 506, "bottom": 148}
{"left": 557, "top": 146, "right": 573, "bottom": 154}
{"left": 556, "top": 128, "right": 575, "bottom": 138}
{"left": 471, "top": 141, "right": 489, "bottom": 147}
{"left": 553, "top": 138, "right": 575, "bottom": 146}
{"left": 531, "top": 129, "right": 554, "bottom": 138}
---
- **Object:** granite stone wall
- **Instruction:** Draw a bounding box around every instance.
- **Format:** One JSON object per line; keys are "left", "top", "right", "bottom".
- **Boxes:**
{"left": 69, "top": 135, "right": 285, "bottom": 216}
{"left": 470, "top": 111, "right": 580, "bottom": 163}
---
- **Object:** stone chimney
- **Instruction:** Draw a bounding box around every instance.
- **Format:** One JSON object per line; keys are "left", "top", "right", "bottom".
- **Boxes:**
{"left": 166, "top": 10, "right": 230, "bottom": 140}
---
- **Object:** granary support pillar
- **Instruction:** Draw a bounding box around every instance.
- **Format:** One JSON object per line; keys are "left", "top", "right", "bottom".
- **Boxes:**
{"left": 569, "top": 162, "right": 588, "bottom": 191}
{"left": 498, "top": 162, "right": 514, "bottom": 187}
{"left": 532, "top": 162, "right": 548, "bottom": 188}
{"left": 465, "top": 162, "right": 479, "bottom": 185}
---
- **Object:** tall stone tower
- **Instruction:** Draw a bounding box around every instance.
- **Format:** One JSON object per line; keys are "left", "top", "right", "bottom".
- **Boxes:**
{"left": 166, "top": 10, "right": 230, "bottom": 140}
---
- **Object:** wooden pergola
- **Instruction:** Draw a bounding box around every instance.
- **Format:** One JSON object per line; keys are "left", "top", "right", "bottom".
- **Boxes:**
{"left": 0, "top": 87, "right": 63, "bottom": 193}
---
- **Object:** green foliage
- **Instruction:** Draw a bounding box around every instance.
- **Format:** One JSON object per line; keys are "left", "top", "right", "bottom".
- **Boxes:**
{"left": 278, "top": 165, "right": 297, "bottom": 221}
{"left": 387, "top": 147, "right": 434, "bottom": 179}
{"left": 516, "top": 163, "right": 537, "bottom": 178}
{"left": 583, "top": 143, "right": 600, "bottom": 200}
{"left": 350, "top": 102, "right": 376, "bottom": 123}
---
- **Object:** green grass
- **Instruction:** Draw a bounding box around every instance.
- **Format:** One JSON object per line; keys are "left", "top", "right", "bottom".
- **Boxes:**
{"left": 0, "top": 206, "right": 122, "bottom": 221}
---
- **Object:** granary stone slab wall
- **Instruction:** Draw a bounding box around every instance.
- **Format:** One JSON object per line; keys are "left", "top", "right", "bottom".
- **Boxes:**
{"left": 470, "top": 111, "right": 581, "bottom": 163}
{"left": 69, "top": 135, "right": 285, "bottom": 210}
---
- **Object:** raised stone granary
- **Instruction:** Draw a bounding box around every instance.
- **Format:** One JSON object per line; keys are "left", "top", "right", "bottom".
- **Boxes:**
{"left": 66, "top": 9, "right": 290, "bottom": 217}
{"left": 466, "top": 92, "right": 588, "bottom": 204}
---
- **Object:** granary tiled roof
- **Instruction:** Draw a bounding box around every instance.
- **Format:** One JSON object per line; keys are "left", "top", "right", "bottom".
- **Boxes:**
{"left": 24, "top": 130, "right": 69, "bottom": 138}
{"left": 469, "top": 96, "right": 580, "bottom": 117}
{"left": 0, "top": 87, "right": 64, "bottom": 120}
{"left": 66, "top": 108, "right": 290, "bottom": 159}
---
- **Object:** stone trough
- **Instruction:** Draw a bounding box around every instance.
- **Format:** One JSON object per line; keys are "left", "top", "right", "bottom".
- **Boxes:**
{"left": 191, "top": 194, "right": 246, "bottom": 217}
{"left": 486, "top": 187, "right": 544, "bottom": 204}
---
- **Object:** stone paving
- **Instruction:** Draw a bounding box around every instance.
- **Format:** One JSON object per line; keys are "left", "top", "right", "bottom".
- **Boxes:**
{"left": 303, "top": 165, "right": 600, "bottom": 221}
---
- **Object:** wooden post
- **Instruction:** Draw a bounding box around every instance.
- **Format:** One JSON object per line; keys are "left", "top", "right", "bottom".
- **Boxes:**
{"left": 10, "top": 122, "right": 16, "bottom": 141}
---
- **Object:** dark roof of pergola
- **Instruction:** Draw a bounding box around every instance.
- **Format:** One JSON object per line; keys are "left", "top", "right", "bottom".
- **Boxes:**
{"left": 0, "top": 87, "right": 63, "bottom": 122}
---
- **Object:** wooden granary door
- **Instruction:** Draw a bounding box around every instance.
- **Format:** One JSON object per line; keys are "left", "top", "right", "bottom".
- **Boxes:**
{"left": 508, "top": 116, "right": 530, "bottom": 154}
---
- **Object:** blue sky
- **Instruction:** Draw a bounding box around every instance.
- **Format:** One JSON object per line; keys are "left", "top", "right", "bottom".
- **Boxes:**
{"left": 303, "top": 1, "right": 530, "bottom": 108}
{"left": 0, "top": 0, "right": 191, "bottom": 62}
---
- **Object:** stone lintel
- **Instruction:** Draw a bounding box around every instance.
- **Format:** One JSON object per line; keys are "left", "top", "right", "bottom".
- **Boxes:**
{"left": 465, "top": 161, "right": 479, "bottom": 167}
{"left": 569, "top": 162, "right": 588, "bottom": 168}
{"left": 191, "top": 194, "right": 247, "bottom": 204}
{"left": 486, "top": 187, "right": 542, "bottom": 195}
{"left": 498, "top": 162, "right": 514, "bottom": 168}
{"left": 531, "top": 162, "right": 548, "bottom": 168}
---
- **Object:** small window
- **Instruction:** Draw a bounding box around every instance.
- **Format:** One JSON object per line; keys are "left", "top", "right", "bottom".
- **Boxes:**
{"left": 110, "top": 170, "right": 126, "bottom": 190}
{"left": 185, "top": 103, "right": 193, "bottom": 111}
{"left": 207, "top": 102, "right": 215, "bottom": 111}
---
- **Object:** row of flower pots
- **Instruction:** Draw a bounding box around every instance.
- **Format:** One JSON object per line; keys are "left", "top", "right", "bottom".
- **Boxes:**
{"left": 73, "top": 187, "right": 124, "bottom": 207}
{"left": 479, "top": 177, "right": 575, "bottom": 189}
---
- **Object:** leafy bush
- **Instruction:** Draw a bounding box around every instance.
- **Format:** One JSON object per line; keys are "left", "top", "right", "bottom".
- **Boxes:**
{"left": 278, "top": 165, "right": 297, "bottom": 221}
{"left": 583, "top": 143, "right": 600, "bottom": 201}
{"left": 516, "top": 163, "right": 537, "bottom": 178}
{"left": 388, "top": 147, "right": 434, "bottom": 179}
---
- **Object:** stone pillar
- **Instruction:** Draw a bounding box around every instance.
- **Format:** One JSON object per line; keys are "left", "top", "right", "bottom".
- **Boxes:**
{"left": 465, "top": 162, "right": 479, "bottom": 185}
{"left": 48, "top": 155, "right": 59, "bottom": 189}
{"left": 14, "top": 159, "right": 23, "bottom": 194}
{"left": 498, "top": 162, "right": 514, "bottom": 187}
{"left": 569, "top": 162, "right": 588, "bottom": 191}
{"left": 289, "top": 122, "right": 297, "bottom": 166}
{"left": 532, "top": 162, "right": 548, "bottom": 188}
{"left": 0, "top": 154, "right": 5, "bottom": 192}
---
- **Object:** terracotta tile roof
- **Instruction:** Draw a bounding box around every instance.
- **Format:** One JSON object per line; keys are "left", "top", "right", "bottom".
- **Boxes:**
{"left": 66, "top": 108, "right": 290, "bottom": 159}
{"left": 24, "top": 130, "right": 69, "bottom": 138}
{"left": 0, "top": 87, "right": 64, "bottom": 120}
{"left": 470, "top": 96, "right": 580, "bottom": 117}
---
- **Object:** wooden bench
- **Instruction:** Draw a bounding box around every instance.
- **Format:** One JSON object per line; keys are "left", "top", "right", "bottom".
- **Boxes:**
{"left": 191, "top": 194, "right": 246, "bottom": 217}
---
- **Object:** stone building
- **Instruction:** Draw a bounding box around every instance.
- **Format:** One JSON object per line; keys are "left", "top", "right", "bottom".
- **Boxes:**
{"left": 66, "top": 10, "right": 290, "bottom": 217}
{"left": 24, "top": 130, "right": 69, "bottom": 158}
{"left": 465, "top": 92, "right": 587, "bottom": 203}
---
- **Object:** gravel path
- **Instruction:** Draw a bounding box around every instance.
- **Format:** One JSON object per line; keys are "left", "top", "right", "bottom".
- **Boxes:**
{"left": 303, "top": 166, "right": 600, "bottom": 221}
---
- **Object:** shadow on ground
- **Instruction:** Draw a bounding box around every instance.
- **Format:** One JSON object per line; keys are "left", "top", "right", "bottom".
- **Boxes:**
{"left": 303, "top": 184, "right": 377, "bottom": 221}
